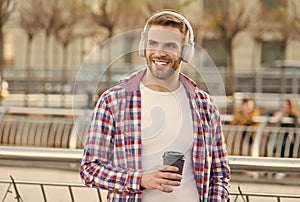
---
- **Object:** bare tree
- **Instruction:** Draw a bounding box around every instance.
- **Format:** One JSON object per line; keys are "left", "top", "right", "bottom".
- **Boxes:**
{"left": 87, "top": 0, "right": 129, "bottom": 94}
{"left": 207, "top": 0, "right": 254, "bottom": 96}
{"left": 118, "top": 0, "right": 147, "bottom": 31}
{"left": 19, "top": 0, "right": 41, "bottom": 100}
{"left": 290, "top": 0, "right": 300, "bottom": 41}
{"left": 145, "top": 0, "right": 195, "bottom": 14}
{"left": 53, "top": 0, "right": 92, "bottom": 94}
{"left": 270, "top": 1, "right": 300, "bottom": 95}
{"left": 35, "top": 0, "right": 67, "bottom": 88}
{"left": 88, "top": 0, "right": 123, "bottom": 40}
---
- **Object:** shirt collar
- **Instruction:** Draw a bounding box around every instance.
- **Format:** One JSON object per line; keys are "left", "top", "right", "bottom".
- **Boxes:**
{"left": 121, "top": 68, "right": 198, "bottom": 98}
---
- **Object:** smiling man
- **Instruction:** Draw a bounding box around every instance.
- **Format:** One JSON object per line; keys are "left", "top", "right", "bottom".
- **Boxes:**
{"left": 80, "top": 10, "right": 230, "bottom": 202}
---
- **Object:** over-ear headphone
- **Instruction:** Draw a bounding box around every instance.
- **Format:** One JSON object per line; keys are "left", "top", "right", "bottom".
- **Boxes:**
{"left": 138, "top": 11, "right": 195, "bottom": 63}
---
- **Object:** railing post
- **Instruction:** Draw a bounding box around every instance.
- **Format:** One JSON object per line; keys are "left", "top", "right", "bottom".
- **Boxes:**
{"left": 68, "top": 186, "right": 75, "bottom": 202}
{"left": 40, "top": 184, "right": 47, "bottom": 202}
{"left": 97, "top": 188, "right": 103, "bottom": 202}
{"left": 9, "top": 176, "right": 23, "bottom": 202}
{"left": 1, "top": 183, "right": 12, "bottom": 202}
{"left": 0, "top": 106, "right": 6, "bottom": 123}
{"left": 251, "top": 117, "right": 268, "bottom": 157}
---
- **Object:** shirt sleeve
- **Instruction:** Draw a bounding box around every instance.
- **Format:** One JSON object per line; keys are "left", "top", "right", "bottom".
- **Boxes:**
{"left": 208, "top": 104, "right": 231, "bottom": 201}
{"left": 79, "top": 97, "right": 143, "bottom": 195}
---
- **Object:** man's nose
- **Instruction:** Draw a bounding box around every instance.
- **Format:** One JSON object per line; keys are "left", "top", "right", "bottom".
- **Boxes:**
{"left": 153, "top": 45, "right": 167, "bottom": 55}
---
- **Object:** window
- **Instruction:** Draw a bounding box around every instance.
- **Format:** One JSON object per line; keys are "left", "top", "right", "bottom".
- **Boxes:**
{"left": 260, "top": 0, "right": 287, "bottom": 21}
{"left": 261, "top": 41, "right": 285, "bottom": 64}
{"left": 202, "top": 39, "right": 227, "bottom": 67}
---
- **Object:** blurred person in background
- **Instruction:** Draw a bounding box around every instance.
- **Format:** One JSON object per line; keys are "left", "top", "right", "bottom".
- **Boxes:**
{"left": 271, "top": 98, "right": 299, "bottom": 179}
{"left": 272, "top": 98, "right": 299, "bottom": 128}
{"left": 230, "top": 98, "right": 260, "bottom": 127}
{"left": 272, "top": 98, "right": 298, "bottom": 157}
{"left": 230, "top": 99, "right": 260, "bottom": 149}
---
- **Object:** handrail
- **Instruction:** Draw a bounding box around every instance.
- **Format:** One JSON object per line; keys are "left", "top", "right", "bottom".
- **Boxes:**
{"left": 1, "top": 106, "right": 299, "bottom": 123}
{"left": 0, "top": 106, "right": 86, "bottom": 116}
{"left": 221, "top": 114, "right": 300, "bottom": 124}
{"left": 0, "top": 178, "right": 85, "bottom": 187}
{"left": 229, "top": 155, "right": 300, "bottom": 173}
{"left": 0, "top": 146, "right": 300, "bottom": 173}
{"left": 0, "top": 146, "right": 83, "bottom": 163}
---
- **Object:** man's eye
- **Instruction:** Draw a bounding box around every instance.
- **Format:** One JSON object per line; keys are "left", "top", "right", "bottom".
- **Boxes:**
{"left": 165, "top": 44, "right": 177, "bottom": 49}
{"left": 148, "top": 41, "right": 157, "bottom": 47}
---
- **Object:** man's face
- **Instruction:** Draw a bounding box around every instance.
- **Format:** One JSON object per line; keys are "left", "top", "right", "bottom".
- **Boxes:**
{"left": 145, "top": 25, "right": 184, "bottom": 80}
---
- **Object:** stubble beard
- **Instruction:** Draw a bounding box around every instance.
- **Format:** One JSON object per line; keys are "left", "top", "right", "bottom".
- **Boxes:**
{"left": 146, "top": 57, "right": 181, "bottom": 80}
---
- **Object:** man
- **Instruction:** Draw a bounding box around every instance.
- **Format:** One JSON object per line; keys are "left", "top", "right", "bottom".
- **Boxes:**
{"left": 80, "top": 10, "right": 230, "bottom": 201}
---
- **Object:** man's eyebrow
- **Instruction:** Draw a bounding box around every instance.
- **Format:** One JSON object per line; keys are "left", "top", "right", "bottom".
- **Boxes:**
{"left": 147, "top": 39, "right": 178, "bottom": 46}
{"left": 165, "top": 42, "right": 178, "bottom": 47}
{"left": 148, "top": 39, "right": 157, "bottom": 43}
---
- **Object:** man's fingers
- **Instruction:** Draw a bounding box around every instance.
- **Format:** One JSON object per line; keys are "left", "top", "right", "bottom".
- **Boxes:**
{"left": 158, "top": 185, "right": 173, "bottom": 193}
{"left": 161, "top": 178, "right": 181, "bottom": 186}
{"left": 141, "top": 165, "right": 182, "bottom": 192}
{"left": 155, "top": 180, "right": 179, "bottom": 193}
{"left": 159, "top": 165, "right": 179, "bottom": 172}
{"left": 160, "top": 171, "right": 182, "bottom": 181}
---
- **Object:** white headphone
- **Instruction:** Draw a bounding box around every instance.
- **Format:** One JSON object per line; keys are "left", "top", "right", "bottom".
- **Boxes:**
{"left": 138, "top": 11, "right": 195, "bottom": 63}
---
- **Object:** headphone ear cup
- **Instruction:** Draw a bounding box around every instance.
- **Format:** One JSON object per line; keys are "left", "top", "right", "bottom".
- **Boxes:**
{"left": 139, "top": 32, "right": 146, "bottom": 57}
{"left": 181, "top": 43, "right": 194, "bottom": 63}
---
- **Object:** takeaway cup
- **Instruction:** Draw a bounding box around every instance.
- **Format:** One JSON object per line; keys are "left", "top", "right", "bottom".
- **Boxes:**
{"left": 162, "top": 151, "right": 185, "bottom": 176}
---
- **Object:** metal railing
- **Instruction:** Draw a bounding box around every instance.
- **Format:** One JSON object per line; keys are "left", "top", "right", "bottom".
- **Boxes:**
{"left": 0, "top": 147, "right": 300, "bottom": 201}
{"left": 1, "top": 106, "right": 300, "bottom": 156}
{"left": 1, "top": 107, "right": 300, "bottom": 201}
{"left": 1, "top": 178, "right": 300, "bottom": 202}
{"left": 0, "top": 107, "right": 91, "bottom": 149}
{"left": 230, "top": 188, "right": 300, "bottom": 202}
{"left": 0, "top": 176, "right": 103, "bottom": 202}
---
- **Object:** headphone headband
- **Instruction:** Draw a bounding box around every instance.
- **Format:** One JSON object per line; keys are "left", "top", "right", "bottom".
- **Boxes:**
{"left": 143, "top": 11, "right": 194, "bottom": 44}
{"left": 139, "top": 11, "right": 195, "bottom": 62}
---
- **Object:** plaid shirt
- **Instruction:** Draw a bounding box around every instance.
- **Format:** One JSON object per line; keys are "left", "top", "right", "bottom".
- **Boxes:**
{"left": 80, "top": 69, "right": 230, "bottom": 202}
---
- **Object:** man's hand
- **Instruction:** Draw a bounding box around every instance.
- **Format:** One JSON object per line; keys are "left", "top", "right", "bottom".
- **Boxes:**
{"left": 140, "top": 165, "right": 182, "bottom": 193}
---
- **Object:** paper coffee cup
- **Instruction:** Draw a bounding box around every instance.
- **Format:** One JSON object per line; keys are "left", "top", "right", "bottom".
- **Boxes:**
{"left": 162, "top": 151, "right": 185, "bottom": 175}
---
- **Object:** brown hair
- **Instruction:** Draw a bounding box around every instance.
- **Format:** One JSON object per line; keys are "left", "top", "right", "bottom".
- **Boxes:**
{"left": 241, "top": 98, "right": 254, "bottom": 104}
{"left": 145, "top": 10, "right": 189, "bottom": 43}
{"left": 285, "top": 98, "right": 298, "bottom": 116}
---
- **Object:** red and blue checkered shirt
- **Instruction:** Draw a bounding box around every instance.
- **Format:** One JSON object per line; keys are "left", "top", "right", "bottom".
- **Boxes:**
{"left": 80, "top": 69, "right": 230, "bottom": 201}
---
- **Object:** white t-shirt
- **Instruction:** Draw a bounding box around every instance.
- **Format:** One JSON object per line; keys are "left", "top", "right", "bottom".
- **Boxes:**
{"left": 140, "top": 82, "right": 199, "bottom": 202}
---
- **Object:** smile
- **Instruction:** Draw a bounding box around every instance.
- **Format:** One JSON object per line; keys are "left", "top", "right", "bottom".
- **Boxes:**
{"left": 152, "top": 59, "right": 169, "bottom": 66}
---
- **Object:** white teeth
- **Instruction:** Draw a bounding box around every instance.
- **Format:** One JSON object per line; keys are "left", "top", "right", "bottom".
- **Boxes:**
{"left": 153, "top": 61, "right": 167, "bottom": 65}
